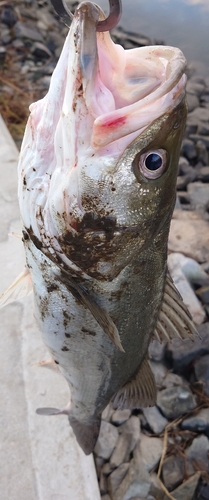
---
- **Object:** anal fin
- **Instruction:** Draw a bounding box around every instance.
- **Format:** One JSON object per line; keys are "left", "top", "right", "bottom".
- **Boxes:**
{"left": 112, "top": 355, "right": 157, "bottom": 410}
{"left": 69, "top": 416, "right": 101, "bottom": 455}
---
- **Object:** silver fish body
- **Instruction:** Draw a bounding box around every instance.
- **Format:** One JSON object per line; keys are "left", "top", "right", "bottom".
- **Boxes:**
{"left": 14, "top": 2, "right": 197, "bottom": 454}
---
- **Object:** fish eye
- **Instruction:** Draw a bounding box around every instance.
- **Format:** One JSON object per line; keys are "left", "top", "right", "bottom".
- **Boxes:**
{"left": 138, "top": 149, "right": 167, "bottom": 179}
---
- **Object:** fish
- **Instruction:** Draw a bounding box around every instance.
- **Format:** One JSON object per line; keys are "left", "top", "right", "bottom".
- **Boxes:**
{"left": 0, "top": 1, "right": 198, "bottom": 455}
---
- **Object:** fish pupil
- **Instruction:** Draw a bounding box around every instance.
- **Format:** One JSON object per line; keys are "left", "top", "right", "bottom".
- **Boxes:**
{"left": 145, "top": 153, "right": 162, "bottom": 171}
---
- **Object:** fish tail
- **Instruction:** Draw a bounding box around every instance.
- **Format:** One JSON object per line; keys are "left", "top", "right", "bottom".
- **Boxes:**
{"left": 69, "top": 415, "right": 101, "bottom": 455}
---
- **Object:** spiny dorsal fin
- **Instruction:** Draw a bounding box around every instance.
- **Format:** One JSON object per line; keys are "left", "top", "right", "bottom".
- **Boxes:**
{"left": 154, "top": 270, "right": 198, "bottom": 343}
{"left": 112, "top": 355, "right": 157, "bottom": 410}
{"left": 0, "top": 268, "right": 32, "bottom": 308}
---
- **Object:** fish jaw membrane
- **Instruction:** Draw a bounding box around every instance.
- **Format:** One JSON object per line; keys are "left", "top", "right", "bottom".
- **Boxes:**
{"left": 18, "top": 1, "right": 187, "bottom": 242}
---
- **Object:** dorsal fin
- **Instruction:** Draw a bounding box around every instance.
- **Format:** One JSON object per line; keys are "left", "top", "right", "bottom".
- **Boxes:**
{"left": 0, "top": 268, "right": 32, "bottom": 308}
{"left": 112, "top": 355, "right": 157, "bottom": 410}
{"left": 154, "top": 270, "right": 198, "bottom": 343}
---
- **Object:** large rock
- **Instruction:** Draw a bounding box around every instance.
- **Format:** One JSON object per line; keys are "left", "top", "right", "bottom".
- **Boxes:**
{"left": 162, "top": 454, "right": 184, "bottom": 491}
{"left": 163, "top": 472, "right": 200, "bottom": 500}
{"left": 181, "top": 407, "right": 209, "bottom": 436}
{"left": 166, "top": 322, "right": 209, "bottom": 371}
{"left": 112, "top": 458, "right": 151, "bottom": 500}
{"left": 168, "top": 210, "right": 209, "bottom": 263}
{"left": 142, "top": 406, "right": 168, "bottom": 434}
{"left": 186, "top": 435, "right": 209, "bottom": 472}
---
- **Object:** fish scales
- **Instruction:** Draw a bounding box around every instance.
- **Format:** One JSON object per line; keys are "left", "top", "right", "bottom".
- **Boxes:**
{"left": 0, "top": 1, "right": 198, "bottom": 454}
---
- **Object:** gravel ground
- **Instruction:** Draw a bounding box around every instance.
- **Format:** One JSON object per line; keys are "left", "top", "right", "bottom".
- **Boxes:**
{"left": 1, "top": 2, "right": 209, "bottom": 500}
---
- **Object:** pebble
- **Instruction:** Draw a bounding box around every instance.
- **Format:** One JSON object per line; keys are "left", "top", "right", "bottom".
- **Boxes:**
{"left": 168, "top": 210, "right": 209, "bottom": 263}
{"left": 186, "top": 435, "right": 209, "bottom": 472}
{"left": 166, "top": 322, "right": 209, "bottom": 371}
{"left": 162, "top": 454, "right": 185, "bottom": 491}
{"left": 163, "top": 472, "right": 200, "bottom": 500}
{"left": 157, "top": 384, "right": 196, "bottom": 419}
{"left": 149, "top": 340, "right": 165, "bottom": 362}
{"left": 14, "top": 21, "right": 44, "bottom": 41}
{"left": 94, "top": 421, "right": 119, "bottom": 460}
{"left": 110, "top": 433, "right": 132, "bottom": 468}
{"left": 111, "top": 409, "right": 131, "bottom": 425}
{"left": 142, "top": 406, "right": 168, "bottom": 434}
{"left": 168, "top": 252, "right": 209, "bottom": 285}
{"left": 107, "top": 463, "right": 129, "bottom": 495}
{"left": 112, "top": 457, "right": 151, "bottom": 500}
{"left": 181, "top": 138, "right": 197, "bottom": 160}
{"left": 118, "top": 417, "right": 141, "bottom": 453}
{"left": 196, "top": 285, "right": 209, "bottom": 303}
{"left": 187, "top": 182, "right": 209, "bottom": 212}
{"left": 134, "top": 434, "right": 163, "bottom": 472}
{"left": 194, "top": 354, "right": 209, "bottom": 396}
{"left": 149, "top": 361, "right": 167, "bottom": 387}
{"left": 181, "top": 408, "right": 209, "bottom": 436}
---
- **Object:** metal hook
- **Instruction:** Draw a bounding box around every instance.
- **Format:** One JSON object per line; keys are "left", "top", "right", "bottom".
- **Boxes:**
{"left": 50, "top": 0, "right": 122, "bottom": 31}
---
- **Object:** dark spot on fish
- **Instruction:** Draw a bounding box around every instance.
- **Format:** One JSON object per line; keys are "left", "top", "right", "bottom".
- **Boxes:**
{"left": 33, "top": 168, "right": 36, "bottom": 172}
{"left": 23, "top": 175, "right": 26, "bottom": 186}
{"left": 27, "top": 226, "right": 42, "bottom": 250}
{"left": 54, "top": 360, "right": 59, "bottom": 364}
{"left": 22, "top": 230, "right": 29, "bottom": 241}
{"left": 63, "top": 310, "right": 71, "bottom": 319}
{"left": 65, "top": 333, "right": 71, "bottom": 338}
{"left": 78, "top": 83, "right": 83, "bottom": 93}
{"left": 61, "top": 346, "right": 69, "bottom": 351}
{"left": 47, "top": 283, "right": 58, "bottom": 293}
{"left": 81, "top": 327, "right": 96, "bottom": 336}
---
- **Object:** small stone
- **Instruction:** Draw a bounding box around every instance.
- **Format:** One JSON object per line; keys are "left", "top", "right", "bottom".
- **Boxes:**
{"left": 101, "top": 495, "right": 111, "bottom": 500}
{"left": 31, "top": 41, "right": 52, "bottom": 58}
{"left": 111, "top": 409, "right": 131, "bottom": 425}
{"left": 162, "top": 372, "right": 185, "bottom": 389}
{"left": 14, "top": 21, "right": 43, "bottom": 42}
{"left": 110, "top": 433, "right": 132, "bottom": 468}
{"left": 186, "top": 93, "right": 199, "bottom": 112}
{"left": 119, "top": 416, "right": 141, "bottom": 453}
{"left": 149, "top": 361, "right": 167, "bottom": 387}
{"left": 198, "top": 123, "right": 209, "bottom": 135}
{"left": 196, "top": 140, "right": 208, "bottom": 165}
{"left": 198, "top": 166, "right": 209, "bottom": 182}
{"left": 181, "top": 139, "right": 197, "bottom": 160}
{"left": 157, "top": 385, "right": 196, "bottom": 419}
{"left": 186, "top": 435, "right": 209, "bottom": 471}
{"left": 181, "top": 407, "right": 209, "bottom": 436}
{"left": 169, "top": 253, "right": 209, "bottom": 286}
{"left": 189, "top": 134, "right": 209, "bottom": 148}
{"left": 108, "top": 463, "right": 129, "bottom": 494}
{"left": 163, "top": 472, "right": 200, "bottom": 500}
{"left": 102, "top": 404, "right": 114, "bottom": 422}
{"left": 134, "top": 434, "right": 163, "bottom": 472}
{"left": 162, "top": 454, "right": 184, "bottom": 491}
{"left": 142, "top": 406, "right": 168, "bottom": 434}
{"left": 112, "top": 457, "right": 151, "bottom": 500}
{"left": 168, "top": 210, "right": 209, "bottom": 263}
{"left": 187, "top": 182, "right": 209, "bottom": 212}
{"left": 186, "top": 81, "right": 205, "bottom": 97}
{"left": 196, "top": 285, "right": 209, "bottom": 304}
{"left": 189, "top": 106, "right": 209, "bottom": 123}
{"left": 149, "top": 473, "right": 164, "bottom": 500}
{"left": 166, "top": 322, "right": 209, "bottom": 371}
{"left": 168, "top": 253, "right": 205, "bottom": 324}
{"left": 94, "top": 421, "right": 119, "bottom": 460}
{"left": 149, "top": 340, "right": 165, "bottom": 362}
{"left": 194, "top": 354, "right": 209, "bottom": 396}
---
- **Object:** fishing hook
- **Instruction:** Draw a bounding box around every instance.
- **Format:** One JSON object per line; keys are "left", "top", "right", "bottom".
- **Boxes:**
{"left": 50, "top": 0, "right": 122, "bottom": 31}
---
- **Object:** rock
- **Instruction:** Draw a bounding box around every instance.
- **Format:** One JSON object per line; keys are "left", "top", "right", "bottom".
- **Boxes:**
{"left": 149, "top": 340, "right": 165, "bottom": 362}
{"left": 198, "top": 166, "right": 209, "bottom": 182}
{"left": 134, "top": 434, "right": 163, "bottom": 472}
{"left": 186, "top": 435, "right": 209, "bottom": 472}
{"left": 119, "top": 417, "right": 141, "bottom": 453}
{"left": 181, "top": 408, "right": 209, "bottom": 436}
{"left": 1, "top": 5, "right": 17, "bottom": 27}
{"left": 196, "top": 285, "right": 209, "bottom": 304}
{"left": 168, "top": 210, "right": 209, "bottom": 263}
{"left": 162, "top": 373, "right": 184, "bottom": 389}
{"left": 186, "top": 81, "right": 205, "bottom": 97}
{"left": 166, "top": 322, "right": 209, "bottom": 371}
{"left": 31, "top": 41, "right": 53, "bottom": 58}
{"left": 112, "top": 457, "right": 151, "bottom": 500}
{"left": 108, "top": 463, "right": 129, "bottom": 495}
{"left": 189, "top": 134, "right": 209, "bottom": 148}
{"left": 111, "top": 409, "right": 131, "bottom": 426}
{"left": 195, "top": 481, "right": 209, "bottom": 500}
{"left": 168, "top": 253, "right": 205, "bottom": 324}
{"left": 101, "top": 495, "right": 111, "bottom": 500}
{"left": 102, "top": 404, "right": 114, "bottom": 422}
{"left": 189, "top": 106, "right": 209, "bottom": 123}
{"left": 163, "top": 472, "right": 200, "bottom": 500}
{"left": 162, "top": 454, "right": 184, "bottom": 491}
{"left": 157, "top": 384, "right": 196, "bottom": 419}
{"left": 187, "top": 182, "right": 209, "bottom": 212}
{"left": 149, "top": 362, "right": 167, "bottom": 387}
{"left": 142, "top": 406, "right": 168, "bottom": 434}
{"left": 198, "top": 123, "right": 209, "bottom": 135}
{"left": 186, "top": 93, "right": 199, "bottom": 112}
{"left": 0, "top": 46, "right": 6, "bottom": 64}
{"left": 196, "top": 140, "right": 208, "bottom": 165}
{"left": 149, "top": 473, "right": 164, "bottom": 500}
{"left": 14, "top": 21, "right": 43, "bottom": 42}
{"left": 168, "top": 252, "right": 209, "bottom": 286}
{"left": 194, "top": 354, "right": 209, "bottom": 396}
{"left": 110, "top": 433, "right": 132, "bottom": 468}
{"left": 181, "top": 139, "right": 197, "bottom": 160}
{"left": 94, "top": 421, "right": 119, "bottom": 460}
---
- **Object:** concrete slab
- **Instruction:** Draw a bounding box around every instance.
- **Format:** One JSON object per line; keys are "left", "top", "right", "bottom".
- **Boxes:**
{"left": 0, "top": 115, "right": 101, "bottom": 500}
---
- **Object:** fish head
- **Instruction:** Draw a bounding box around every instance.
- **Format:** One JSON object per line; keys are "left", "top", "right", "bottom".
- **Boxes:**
{"left": 18, "top": 1, "right": 187, "bottom": 279}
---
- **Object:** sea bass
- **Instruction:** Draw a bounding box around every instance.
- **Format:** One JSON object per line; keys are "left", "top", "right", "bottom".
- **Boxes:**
{"left": 0, "top": 1, "right": 197, "bottom": 455}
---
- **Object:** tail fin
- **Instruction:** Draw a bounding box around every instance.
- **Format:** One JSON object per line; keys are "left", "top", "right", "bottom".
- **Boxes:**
{"left": 69, "top": 416, "right": 101, "bottom": 455}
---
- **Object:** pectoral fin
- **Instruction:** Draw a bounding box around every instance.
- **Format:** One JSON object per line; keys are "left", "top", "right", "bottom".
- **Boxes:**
{"left": 154, "top": 270, "right": 198, "bottom": 343}
{"left": 58, "top": 270, "right": 124, "bottom": 352}
{"left": 112, "top": 355, "right": 157, "bottom": 410}
{"left": 0, "top": 268, "right": 32, "bottom": 308}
